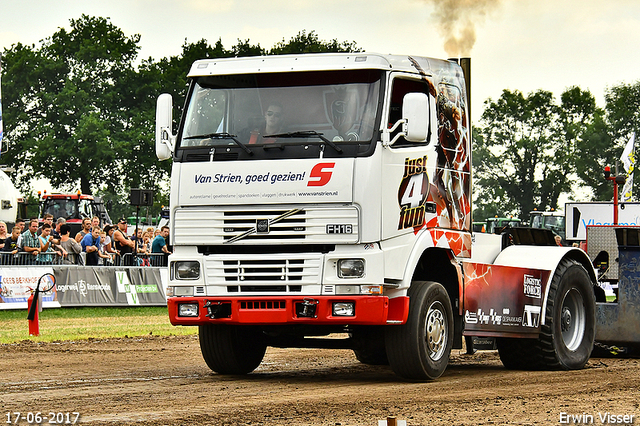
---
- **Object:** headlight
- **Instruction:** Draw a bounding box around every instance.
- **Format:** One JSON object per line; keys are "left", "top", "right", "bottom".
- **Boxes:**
{"left": 175, "top": 261, "right": 200, "bottom": 280}
{"left": 338, "top": 259, "right": 365, "bottom": 278}
{"left": 178, "top": 303, "right": 199, "bottom": 317}
{"left": 332, "top": 302, "right": 355, "bottom": 316}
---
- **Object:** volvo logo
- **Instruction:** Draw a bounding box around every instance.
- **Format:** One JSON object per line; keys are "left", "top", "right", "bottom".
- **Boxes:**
{"left": 256, "top": 219, "right": 270, "bottom": 234}
{"left": 225, "top": 209, "right": 302, "bottom": 244}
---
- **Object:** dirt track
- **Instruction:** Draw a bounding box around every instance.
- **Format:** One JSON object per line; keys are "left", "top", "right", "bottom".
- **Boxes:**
{"left": 1, "top": 335, "right": 638, "bottom": 425}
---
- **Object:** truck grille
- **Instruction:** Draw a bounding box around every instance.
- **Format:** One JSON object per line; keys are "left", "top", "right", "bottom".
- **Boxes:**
{"left": 174, "top": 206, "right": 358, "bottom": 245}
{"left": 204, "top": 254, "right": 322, "bottom": 294}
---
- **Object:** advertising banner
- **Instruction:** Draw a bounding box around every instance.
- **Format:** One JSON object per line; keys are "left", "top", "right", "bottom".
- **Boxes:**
{"left": 565, "top": 202, "right": 640, "bottom": 240}
{"left": 463, "top": 262, "right": 551, "bottom": 336}
{"left": 0, "top": 266, "right": 166, "bottom": 309}
{"left": 177, "top": 158, "right": 354, "bottom": 205}
{"left": 0, "top": 267, "right": 60, "bottom": 309}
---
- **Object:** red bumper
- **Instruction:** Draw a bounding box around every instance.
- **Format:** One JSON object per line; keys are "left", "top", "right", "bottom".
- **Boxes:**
{"left": 168, "top": 295, "right": 409, "bottom": 326}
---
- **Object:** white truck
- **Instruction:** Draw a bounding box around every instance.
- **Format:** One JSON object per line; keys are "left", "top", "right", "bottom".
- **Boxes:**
{"left": 0, "top": 167, "right": 23, "bottom": 228}
{"left": 156, "top": 53, "right": 598, "bottom": 380}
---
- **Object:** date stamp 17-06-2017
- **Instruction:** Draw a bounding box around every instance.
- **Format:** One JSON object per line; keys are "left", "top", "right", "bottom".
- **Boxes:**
{"left": 5, "top": 412, "right": 80, "bottom": 425}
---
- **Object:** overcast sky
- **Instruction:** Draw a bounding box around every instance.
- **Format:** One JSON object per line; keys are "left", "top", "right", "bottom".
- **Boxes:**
{"left": 2, "top": 0, "right": 640, "bottom": 123}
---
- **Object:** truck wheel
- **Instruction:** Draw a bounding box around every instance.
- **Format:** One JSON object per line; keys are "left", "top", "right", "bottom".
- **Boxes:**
{"left": 385, "top": 281, "right": 454, "bottom": 380}
{"left": 199, "top": 324, "right": 266, "bottom": 375}
{"left": 497, "top": 259, "right": 595, "bottom": 370}
{"left": 351, "top": 327, "right": 389, "bottom": 365}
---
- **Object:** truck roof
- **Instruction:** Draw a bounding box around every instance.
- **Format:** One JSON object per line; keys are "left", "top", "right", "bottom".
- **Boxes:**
{"left": 187, "top": 53, "right": 459, "bottom": 78}
{"left": 42, "top": 193, "right": 94, "bottom": 200}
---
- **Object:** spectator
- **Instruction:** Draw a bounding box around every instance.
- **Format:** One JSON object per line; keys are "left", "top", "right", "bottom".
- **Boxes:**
{"left": 75, "top": 217, "right": 92, "bottom": 243}
{"left": 137, "top": 231, "right": 150, "bottom": 255}
{"left": 53, "top": 217, "right": 66, "bottom": 241}
{"left": 91, "top": 215, "right": 101, "bottom": 230}
{"left": 38, "top": 223, "right": 62, "bottom": 263}
{"left": 98, "top": 230, "right": 114, "bottom": 265}
{"left": 102, "top": 225, "right": 119, "bottom": 259}
{"left": 142, "top": 231, "right": 152, "bottom": 253}
{"left": 1, "top": 226, "right": 21, "bottom": 265}
{"left": 59, "top": 224, "right": 82, "bottom": 264}
{"left": 15, "top": 218, "right": 26, "bottom": 249}
{"left": 38, "top": 214, "right": 54, "bottom": 236}
{"left": 113, "top": 218, "right": 135, "bottom": 265}
{"left": 21, "top": 219, "right": 42, "bottom": 263}
{"left": 152, "top": 226, "right": 172, "bottom": 254}
{"left": 0, "top": 221, "right": 7, "bottom": 250}
{"left": 1, "top": 226, "right": 21, "bottom": 254}
{"left": 81, "top": 226, "right": 101, "bottom": 266}
{"left": 554, "top": 234, "right": 563, "bottom": 247}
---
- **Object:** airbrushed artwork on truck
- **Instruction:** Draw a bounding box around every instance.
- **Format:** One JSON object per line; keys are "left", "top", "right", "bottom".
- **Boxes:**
{"left": 397, "top": 78, "right": 470, "bottom": 230}
{"left": 396, "top": 155, "right": 471, "bottom": 257}
{"left": 396, "top": 68, "right": 472, "bottom": 257}
{"left": 462, "top": 262, "right": 551, "bottom": 335}
{"left": 433, "top": 81, "right": 471, "bottom": 231}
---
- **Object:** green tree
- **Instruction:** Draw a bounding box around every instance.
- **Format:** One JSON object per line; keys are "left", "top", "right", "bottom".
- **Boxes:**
{"left": 604, "top": 81, "right": 640, "bottom": 200}
{"left": 562, "top": 87, "right": 614, "bottom": 201}
{"left": 2, "top": 15, "right": 140, "bottom": 195}
{"left": 269, "top": 30, "right": 360, "bottom": 54}
{"left": 473, "top": 89, "right": 575, "bottom": 219}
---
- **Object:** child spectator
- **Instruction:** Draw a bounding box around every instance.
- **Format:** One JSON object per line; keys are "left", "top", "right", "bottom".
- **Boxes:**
{"left": 1, "top": 226, "right": 21, "bottom": 265}
{"left": 38, "top": 223, "right": 62, "bottom": 263}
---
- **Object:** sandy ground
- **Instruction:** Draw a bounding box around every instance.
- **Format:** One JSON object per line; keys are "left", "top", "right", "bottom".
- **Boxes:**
{"left": 1, "top": 335, "right": 639, "bottom": 426}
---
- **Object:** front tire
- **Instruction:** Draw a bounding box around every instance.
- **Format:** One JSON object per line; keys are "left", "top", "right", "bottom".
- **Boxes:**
{"left": 385, "top": 281, "right": 454, "bottom": 380}
{"left": 199, "top": 324, "right": 266, "bottom": 375}
{"left": 497, "top": 259, "right": 596, "bottom": 370}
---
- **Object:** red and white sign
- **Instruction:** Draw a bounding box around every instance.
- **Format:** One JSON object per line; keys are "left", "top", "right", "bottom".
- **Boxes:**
{"left": 178, "top": 158, "right": 354, "bottom": 205}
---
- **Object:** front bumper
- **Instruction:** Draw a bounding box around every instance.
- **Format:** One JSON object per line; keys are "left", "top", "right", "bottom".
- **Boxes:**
{"left": 168, "top": 295, "right": 409, "bottom": 326}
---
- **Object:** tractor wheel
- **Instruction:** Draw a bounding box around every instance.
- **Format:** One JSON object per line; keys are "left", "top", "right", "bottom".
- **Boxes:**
{"left": 199, "top": 324, "right": 266, "bottom": 375}
{"left": 385, "top": 281, "right": 454, "bottom": 380}
{"left": 497, "top": 259, "right": 595, "bottom": 370}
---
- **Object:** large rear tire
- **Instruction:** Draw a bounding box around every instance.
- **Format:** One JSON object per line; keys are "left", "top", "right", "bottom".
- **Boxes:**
{"left": 385, "top": 281, "right": 454, "bottom": 380}
{"left": 199, "top": 324, "right": 267, "bottom": 375}
{"left": 497, "top": 259, "right": 595, "bottom": 370}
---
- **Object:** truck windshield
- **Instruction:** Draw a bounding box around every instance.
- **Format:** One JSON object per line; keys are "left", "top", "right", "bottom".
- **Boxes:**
{"left": 43, "top": 199, "right": 77, "bottom": 220}
{"left": 177, "top": 70, "right": 382, "bottom": 159}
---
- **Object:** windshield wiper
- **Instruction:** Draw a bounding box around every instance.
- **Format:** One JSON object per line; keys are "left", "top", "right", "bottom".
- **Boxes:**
{"left": 263, "top": 131, "right": 343, "bottom": 154}
{"left": 183, "top": 132, "right": 253, "bottom": 155}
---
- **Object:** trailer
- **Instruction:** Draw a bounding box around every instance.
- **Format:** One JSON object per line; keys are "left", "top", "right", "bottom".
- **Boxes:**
{"left": 155, "top": 53, "right": 598, "bottom": 380}
{"left": 584, "top": 225, "right": 640, "bottom": 354}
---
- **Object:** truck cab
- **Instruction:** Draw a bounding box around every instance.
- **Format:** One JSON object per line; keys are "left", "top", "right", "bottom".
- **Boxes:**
{"left": 156, "top": 53, "right": 596, "bottom": 381}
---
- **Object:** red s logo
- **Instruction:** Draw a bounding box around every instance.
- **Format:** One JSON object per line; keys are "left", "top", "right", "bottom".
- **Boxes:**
{"left": 308, "top": 162, "right": 335, "bottom": 186}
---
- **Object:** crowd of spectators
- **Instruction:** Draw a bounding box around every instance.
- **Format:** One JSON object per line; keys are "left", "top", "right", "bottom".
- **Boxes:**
{"left": 0, "top": 216, "right": 171, "bottom": 266}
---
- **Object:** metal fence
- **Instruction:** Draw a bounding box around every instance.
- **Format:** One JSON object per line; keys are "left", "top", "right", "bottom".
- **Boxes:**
{"left": 0, "top": 252, "right": 168, "bottom": 267}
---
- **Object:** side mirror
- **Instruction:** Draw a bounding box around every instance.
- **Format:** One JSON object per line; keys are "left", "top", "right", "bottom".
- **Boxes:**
{"left": 402, "top": 92, "right": 430, "bottom": 143}
{"left": 156, "top": 93, "right": 175, "bottom": 160}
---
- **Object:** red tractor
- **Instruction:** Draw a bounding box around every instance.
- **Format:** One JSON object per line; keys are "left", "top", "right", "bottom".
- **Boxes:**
{"left": 39, "top": 192, "right": 112, "bottom": 235}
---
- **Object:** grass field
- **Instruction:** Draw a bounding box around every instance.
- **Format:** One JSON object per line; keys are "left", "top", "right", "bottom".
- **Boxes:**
{"left": 0, "top": 307, "right": 198, "bottom": 344}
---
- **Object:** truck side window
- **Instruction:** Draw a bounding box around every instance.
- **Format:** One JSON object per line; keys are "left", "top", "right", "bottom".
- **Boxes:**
{"left": 388, "top": 78, "right": 432, "bottom": 146}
